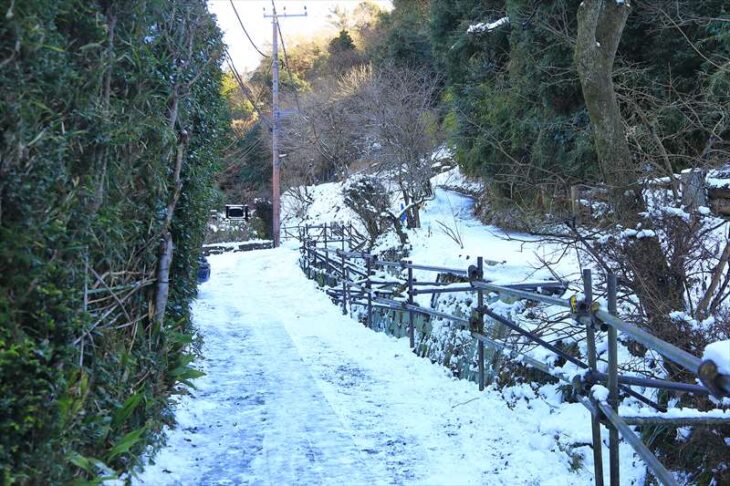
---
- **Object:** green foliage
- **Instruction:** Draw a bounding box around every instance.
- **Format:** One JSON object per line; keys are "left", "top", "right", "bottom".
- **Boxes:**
{"left": 430, "top": 0, "right": 728, "bottom": 210}
{"left": 222, "top": 72, "right": 255, "bottom": 121}
{"left": 217, "top": 121, "right": 272, "bottom": 204}
{"left": 367, "top": 0, "right": 435, "bottom": 72}
{"left": 432, "top": 0, "right": 597, "bottom": 207}
{"left": 0, "top": 0, "right": 229, "bottom": 482}
{"left": 618, "top": 1, "right": 730, "bottom": 168}
{"left": 329, "top": 30, "right": 356, "bottom": 55}
{"left": 251, "top": 200, "right": 274, "bottom": 240}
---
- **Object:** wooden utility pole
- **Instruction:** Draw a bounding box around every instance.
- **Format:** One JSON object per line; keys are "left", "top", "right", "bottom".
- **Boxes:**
{"left": 264, "top": 4, "right": 306, "bottom": 247}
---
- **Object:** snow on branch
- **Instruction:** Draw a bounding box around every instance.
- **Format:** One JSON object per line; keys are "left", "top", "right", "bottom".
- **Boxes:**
{"left": 467, "top": 16, "right": 509, "bottom": 34}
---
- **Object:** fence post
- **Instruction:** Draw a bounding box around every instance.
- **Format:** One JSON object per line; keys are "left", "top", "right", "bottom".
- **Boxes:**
{"left": 681, "top": 168, "right": 707, "bottom": 210}
{"left": 323, "top": 222, "right": 328, "bottom": 250}
{"left": 341, "top": 250, "right": 347, "bottom": 315}
{"left": 341, "top": 223, "right": 346, "bottom": 254}
{"left": 366, "top": 255, "right": 373, "bottom": 328}
{"left": 302, "top": 228, "right": 308, "bottom": 274}
{"left": 477, "top": 256, "right": 485, "bottom": 391}
{"left": 571, "top": 185, "right": 581, "bottom": 226}
{"left": 583, "top": 268, "right": 605, "bottom": 486}
{"left": 306, "top": 242, "right": 311, "bottom": 276}
{"left": 607, "top": 272, "right": 620, "bottom": 486}
{"left": 341, "top": 228, "right": 350, "bottom": 316}
{"left": 408, "top": 262, "right": 415, "bottom": 349}
{"left": 313, "top": 235, "right": 319, "bottom": 274}
{"left": 304, "top": 225, "right": 312, "bottom": 278}
{"left": 300, "top": 225, "right": 307, "bottom": 270}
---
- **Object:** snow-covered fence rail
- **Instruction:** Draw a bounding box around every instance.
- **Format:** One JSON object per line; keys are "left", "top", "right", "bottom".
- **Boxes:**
{"left": 293, "top": 223, "right": 730, "bottom": 486}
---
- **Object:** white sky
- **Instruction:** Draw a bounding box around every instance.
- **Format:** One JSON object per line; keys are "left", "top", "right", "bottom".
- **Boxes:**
{"left": 207, "top": 1, "right": 393, "bottom": 74}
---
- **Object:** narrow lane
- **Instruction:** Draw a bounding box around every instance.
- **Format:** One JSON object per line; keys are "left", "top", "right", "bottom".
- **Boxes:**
{"left": 136, "top": 248, "right": 598, "bottom": 485}
{"left": 137, "top": 251, "right": 375, "bottom": 485}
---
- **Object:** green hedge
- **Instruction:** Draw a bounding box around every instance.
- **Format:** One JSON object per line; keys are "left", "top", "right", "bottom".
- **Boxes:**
{"left": 0, "top": 0, "right": 229, "bottom": 481}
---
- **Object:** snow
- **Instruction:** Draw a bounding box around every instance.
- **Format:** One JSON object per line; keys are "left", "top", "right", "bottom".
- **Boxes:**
{"left": 635, "top": 229, "right": 656, "bottom": 239}
{"left": 137, "top": 161, "right": 730, "bottom": 483}
{"left": 203, "top": 239, "right": 270, "bottom": 249}
{"left": 704, "top": 339, "right": 730, "bottom": 375}
{"left": 707, "top": 177, "right": 730, "bottom": 189}
{"left": 281, "top": 180, "right": 358, "bottom": 229}
{"left": 407, "top": 185, "right": 577, "bottom": 285}
{"left": 431, "top": 145, "right": 454, "bottom": 162}
{"left": 706, "top": 165, "right": 730, "bottom": 190}
{"left": 591, "top": 385, "right": 610, "bottom": 402}
{"left": 282, "top": 167, "right": 574, "bottom": 285}
{"left": 619, "top": 404, "right": 730, "bottom": 420}
{"left": 429, "top": 165, "right": 483, "bottom": 194}
{"left": 467, "top": 17, "right": 510, "bottom": 34}
{"left": 135, "top": 249, "right": 643, "bottom": 485}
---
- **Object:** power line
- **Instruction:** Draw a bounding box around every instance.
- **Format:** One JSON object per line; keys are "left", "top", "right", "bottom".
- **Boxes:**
{"left": 224, "top": 49, "right": 271, "bottom": 129}
{"left": 275, "top": 16, "right": 303, "bottom": 113}
{"left": 229, "top": 0, "right": 269, "bottom": 59}
{"left": 272, "top": 3, "right": 337, "bottom": 173}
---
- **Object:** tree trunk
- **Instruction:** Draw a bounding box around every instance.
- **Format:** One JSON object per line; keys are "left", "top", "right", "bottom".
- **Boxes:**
{"left": 153, "top": 89, "right": 186, "bottom": 326}
{"left": 574, "top": 0, "right": 637, "bottom": 215}
{"left": 574, "top": 0, "right": 686, "bottom": 341}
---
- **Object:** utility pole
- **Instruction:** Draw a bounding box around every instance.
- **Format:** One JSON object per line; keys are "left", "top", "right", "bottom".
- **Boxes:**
{"left": 264, "top": 4, "right": 307, "bottom": 247}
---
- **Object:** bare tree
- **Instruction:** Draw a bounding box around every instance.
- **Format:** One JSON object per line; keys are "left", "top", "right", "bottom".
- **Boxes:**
{"left": 344, "top": 64, "right": 442, "bottom": 228}
{"left": 274, "top": 81, "right": 363, "bottom": 213}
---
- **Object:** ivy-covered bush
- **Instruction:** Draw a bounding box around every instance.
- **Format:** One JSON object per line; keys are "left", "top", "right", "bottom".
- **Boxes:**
{"left": 0, "top": 0, "right": 229, "bottom": 481}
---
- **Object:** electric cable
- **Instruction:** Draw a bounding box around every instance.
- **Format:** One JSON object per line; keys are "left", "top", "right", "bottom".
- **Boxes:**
{"left": 230, "top": 0, "right": 269, "bottom": 59}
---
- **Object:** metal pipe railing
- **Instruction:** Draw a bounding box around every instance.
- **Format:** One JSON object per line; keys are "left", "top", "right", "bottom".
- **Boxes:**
{"left": 306, "top": 231, "right": 730, "bottom": 396}
{"left": 296, "top": 222, "right": 730, "bottom": 486}
{"left": 588, "top": 371, "right": 709, "bottom": 395}
{"left": 471, "top": 280, "right": 571, "bottom": 308}
{"left": 596, "top": 310, "right": 697, "bottom": 373}
{"left": 596, "top": 401, "right": 678, "bottom": 486}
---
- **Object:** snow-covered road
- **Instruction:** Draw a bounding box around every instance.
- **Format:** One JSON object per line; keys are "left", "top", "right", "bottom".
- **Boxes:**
{"left": 136, "top": 248, "right": 599, "bottom": 485}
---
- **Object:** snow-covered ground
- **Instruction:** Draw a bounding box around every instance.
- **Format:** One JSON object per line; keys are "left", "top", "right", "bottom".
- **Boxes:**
{"left": 134, "top": 166, "right": 730, "bottom": 484}
{"left": 136, "top": 249, "right": 645, "bottom": 485}
{"left": 410, "top": 185, "right": 578, "bottom": 283}
{"left": 283, "top": 167, "right": 579, "bottom": 286}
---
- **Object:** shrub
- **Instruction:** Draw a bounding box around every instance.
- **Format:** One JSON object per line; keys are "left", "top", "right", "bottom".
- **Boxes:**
{"left": 0, "top": 0, "right": 229, "bottom": 481}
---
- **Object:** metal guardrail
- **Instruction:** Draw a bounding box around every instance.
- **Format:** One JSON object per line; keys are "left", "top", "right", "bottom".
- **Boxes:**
{"left": 293, "top": 223, "right": 729, "bottom": 486}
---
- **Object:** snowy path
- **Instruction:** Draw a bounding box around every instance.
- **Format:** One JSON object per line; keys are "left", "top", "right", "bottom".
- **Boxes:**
{"left": 137, "top": 248, "right": 597, "bottom": 485}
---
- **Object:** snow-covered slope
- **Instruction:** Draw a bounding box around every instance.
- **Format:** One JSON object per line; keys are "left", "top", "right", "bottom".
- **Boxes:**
{"left": 283, "top": 167, "right": 579, "bottom": 285}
